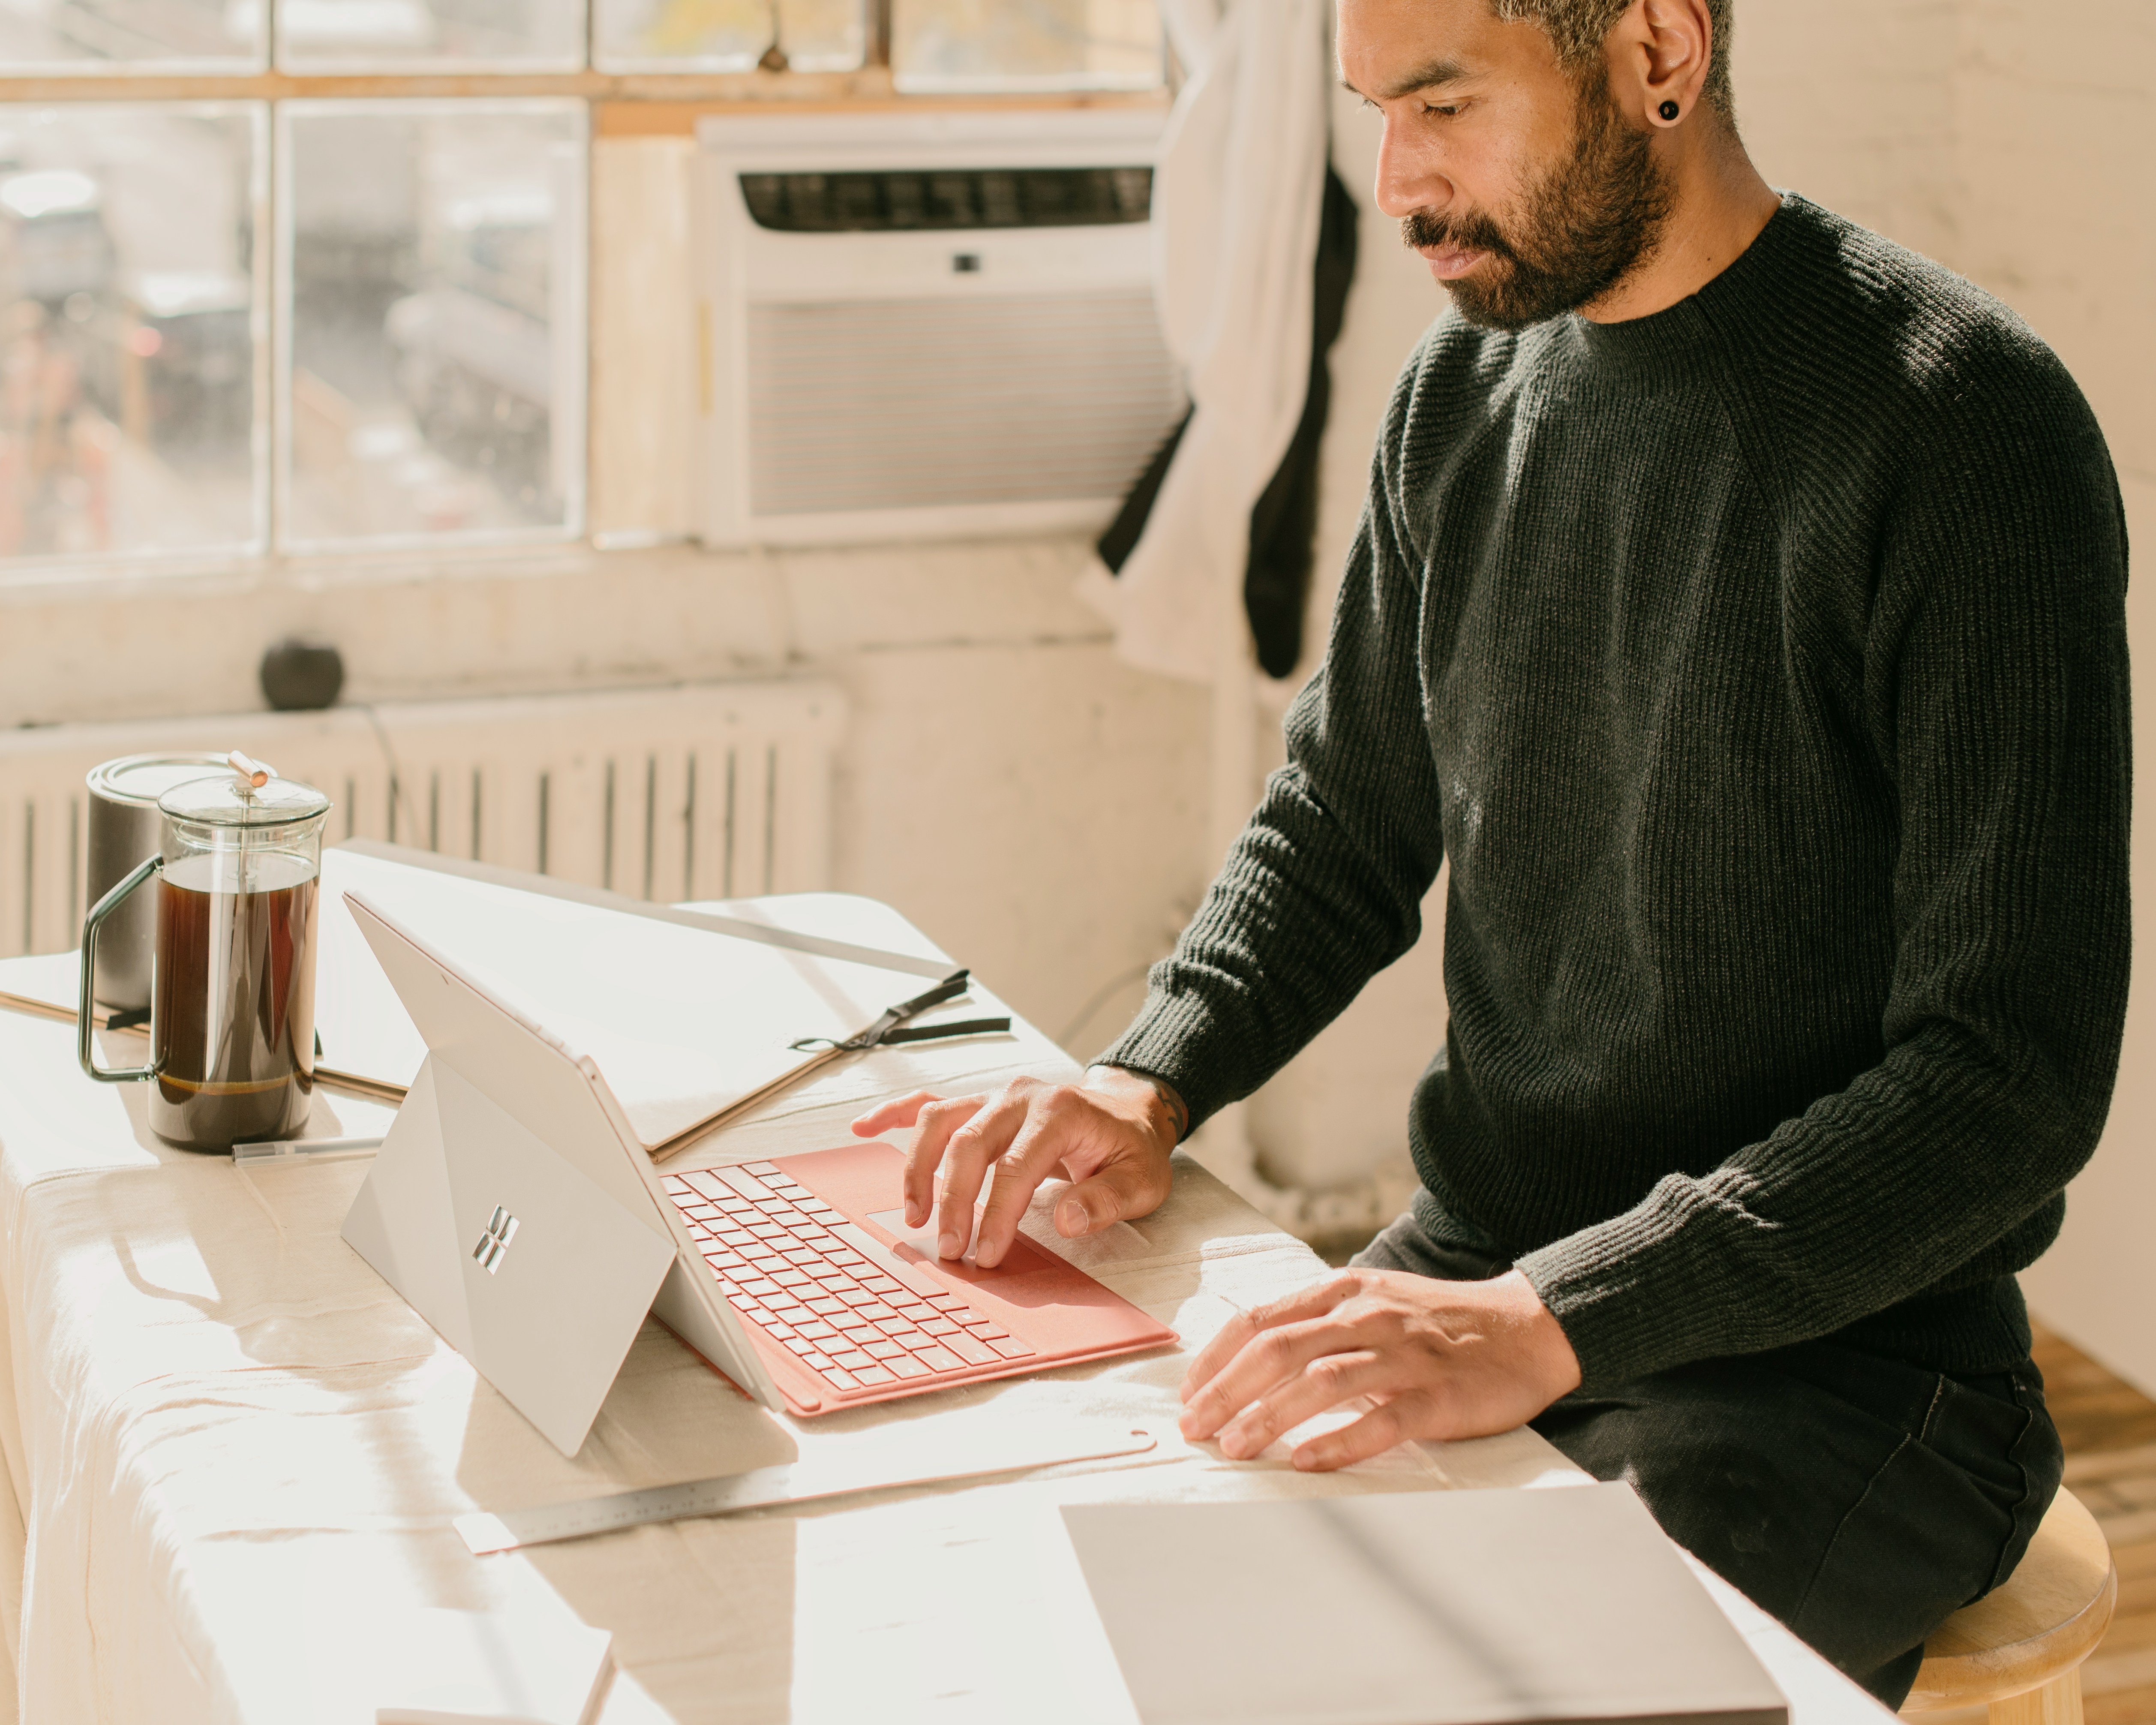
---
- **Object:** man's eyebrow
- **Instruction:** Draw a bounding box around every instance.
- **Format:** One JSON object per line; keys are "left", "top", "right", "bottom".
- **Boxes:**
{"left": 1339, "top": 56, "right": 1472, "bottom": 101}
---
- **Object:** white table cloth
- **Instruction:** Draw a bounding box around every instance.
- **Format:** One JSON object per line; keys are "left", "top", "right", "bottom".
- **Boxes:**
{"left": 0, "top": 895, "right": 1893, "bottom": 1725}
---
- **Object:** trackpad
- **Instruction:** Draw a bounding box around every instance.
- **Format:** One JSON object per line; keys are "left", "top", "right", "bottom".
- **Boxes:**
{"left": 866, "top": 1205, "right": 982, "bottom": 1264}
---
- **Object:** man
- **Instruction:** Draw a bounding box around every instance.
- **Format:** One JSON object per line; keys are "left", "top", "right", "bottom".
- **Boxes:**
{"left": 853, "top": 0, "right": 2131, "bottom": 1699}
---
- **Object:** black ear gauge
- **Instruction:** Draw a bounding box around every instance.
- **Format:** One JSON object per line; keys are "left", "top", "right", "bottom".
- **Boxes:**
{"left": 1658, "top": 100, "right": 1681, "bottom": 121}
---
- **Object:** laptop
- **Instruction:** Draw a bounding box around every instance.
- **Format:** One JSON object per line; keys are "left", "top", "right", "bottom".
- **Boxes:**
{"left": 338, "top": 889, "right": 1177, "bottom": 1456}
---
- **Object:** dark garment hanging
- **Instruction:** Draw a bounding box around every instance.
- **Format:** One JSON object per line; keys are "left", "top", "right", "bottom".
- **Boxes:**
{"left": 1098, "top": 161, "right": 1361, "bottom": 679}
{"left": 1243, "top": 163, "right": 1360, "bottom": 676}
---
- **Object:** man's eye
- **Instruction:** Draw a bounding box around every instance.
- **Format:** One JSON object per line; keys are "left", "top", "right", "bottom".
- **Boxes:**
{"left": 1423, "top": 102, "right": 1463, "bottom": 118}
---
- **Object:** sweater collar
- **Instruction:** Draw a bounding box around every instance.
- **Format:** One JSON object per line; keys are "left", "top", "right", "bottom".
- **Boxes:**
{"left": 1555, "top": 190, "right": 1805, "bottom": 385}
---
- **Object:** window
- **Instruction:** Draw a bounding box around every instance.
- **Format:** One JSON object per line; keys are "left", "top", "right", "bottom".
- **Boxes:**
{"left": 892, "top": 0, "right": 1161, "bottom": 92}
{"left": 0, "top": 0, "right": 1165, "bottom": 576}
{"left": 0, "top": 104, "right": 264, "bottom": 559}
{"left": 282, "top": 101, "right": 585, "bottom": 548}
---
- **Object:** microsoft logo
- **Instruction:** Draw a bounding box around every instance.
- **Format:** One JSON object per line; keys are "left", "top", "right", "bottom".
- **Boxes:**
{"left": 472, "top": 1206, "right": 520, "bottom": 1275}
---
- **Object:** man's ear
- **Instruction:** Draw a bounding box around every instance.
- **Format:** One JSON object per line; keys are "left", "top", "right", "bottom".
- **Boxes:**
{"left": 1610, "top": 0, "right": 1712, "bottom": 129}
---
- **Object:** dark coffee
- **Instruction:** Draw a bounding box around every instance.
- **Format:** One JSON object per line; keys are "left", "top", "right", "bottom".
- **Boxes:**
{"left": 150, "top": 850, "right": 319, "bottom": 1151}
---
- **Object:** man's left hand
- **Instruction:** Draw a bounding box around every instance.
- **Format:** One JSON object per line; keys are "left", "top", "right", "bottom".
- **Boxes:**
{"left": 1177, "top": 1268, "right": 1584, "bottom": 1470}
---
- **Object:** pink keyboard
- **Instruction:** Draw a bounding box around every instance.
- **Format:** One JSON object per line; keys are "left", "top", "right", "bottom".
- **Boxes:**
{"left": 661, "top": 1160, "right": 1036, "bottom": 1393}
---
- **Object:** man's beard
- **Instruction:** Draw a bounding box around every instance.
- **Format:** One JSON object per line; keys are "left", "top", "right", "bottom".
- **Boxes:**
{"left": 1402, "top": 72, "right": 1673, "bottom": 331}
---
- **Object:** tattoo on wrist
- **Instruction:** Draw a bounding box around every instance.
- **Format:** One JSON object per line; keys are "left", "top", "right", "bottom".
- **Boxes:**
{"left": 1093, "top": 1065, "right": 1188, "bottom": 1144}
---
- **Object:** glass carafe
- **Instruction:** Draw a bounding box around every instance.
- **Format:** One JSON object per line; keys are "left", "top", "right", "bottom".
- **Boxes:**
{"left": 80, "top": 769, "right": 332, "bottom": 1153}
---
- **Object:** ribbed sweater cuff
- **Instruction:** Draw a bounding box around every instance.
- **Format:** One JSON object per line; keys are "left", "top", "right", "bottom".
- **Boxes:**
{"left": 1512, "top": 1199, "right": 1721, "bottom": 1393}
{"left": 1094, "top": 991, "right": 1248, "bottom": 1136}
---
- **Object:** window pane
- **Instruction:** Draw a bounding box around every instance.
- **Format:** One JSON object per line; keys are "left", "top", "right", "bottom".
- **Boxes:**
{"left": 0, "top": 104, "right": 264, "bottom": 565}
{"left": 0, "top": 0, "right": 262, "bottom": 72}
{"left": 275, "top": 0, "right": 583, "bottom": 71}
{"left": 892, "top": 0, "right": 1160, "bottom": 91}
{"left": 280, "top": 101, "right": 585, "bottom": 550}
{"left": 593, "top": 0, "right": 859, "bottom": 73}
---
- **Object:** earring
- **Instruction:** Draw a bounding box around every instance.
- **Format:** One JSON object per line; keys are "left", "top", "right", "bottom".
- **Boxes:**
{"left": 1658, "top": 100, "right": 1681, "bottom": 121}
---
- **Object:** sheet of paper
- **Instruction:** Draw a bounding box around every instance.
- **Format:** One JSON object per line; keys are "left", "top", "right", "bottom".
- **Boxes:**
{"left": 327, "top": 848, "right": 940, "bottom": 1151}
{"left": 301, "top": 1602, "right": 614, "bottom": 1725}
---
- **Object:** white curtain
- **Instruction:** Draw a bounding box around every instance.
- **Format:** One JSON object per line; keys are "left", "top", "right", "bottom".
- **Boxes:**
{"left": 1078, "top": 0, "right": 1336, "bottom": 684}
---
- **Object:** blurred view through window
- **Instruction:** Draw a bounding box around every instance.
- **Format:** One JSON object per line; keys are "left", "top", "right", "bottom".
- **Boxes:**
{"left": 0, "top": 0, "right": 262, "bottom": 69}
{"left": 0, "top": 0, "right": 1162, "bottom": 574}
{"left": 894, "top": 0, "right": 1159, "bottom": 90}
{"left": 0, "top": 105, "right": 263, "bottom": 562}
{"left": 595, "top": 0, "right": 861, "bottom": 72}
{"left": 275, "top": 0, "right": 586, "bottom": 71}
{"left": 283, "top": 103, "right": 584, "bottom": 548}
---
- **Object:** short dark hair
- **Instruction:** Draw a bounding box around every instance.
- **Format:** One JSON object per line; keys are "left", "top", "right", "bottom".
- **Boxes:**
{"left": 1491, "top": 0, "right": 1736, "bottom": 116}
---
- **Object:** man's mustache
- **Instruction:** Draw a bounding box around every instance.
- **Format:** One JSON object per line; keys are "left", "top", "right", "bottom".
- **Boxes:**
{"left": 1401, "top": 207, "right": 1514, "bottom": 261}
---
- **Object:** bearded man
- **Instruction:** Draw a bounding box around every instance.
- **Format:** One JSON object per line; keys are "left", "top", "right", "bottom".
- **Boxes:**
{"left": 854, "top": 0, "right": 2132, "bottom": 1698}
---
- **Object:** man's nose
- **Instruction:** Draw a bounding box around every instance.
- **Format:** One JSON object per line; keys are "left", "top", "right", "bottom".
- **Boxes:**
{"left": 1372, "top": 114, "right": 1450, "bottom": 222}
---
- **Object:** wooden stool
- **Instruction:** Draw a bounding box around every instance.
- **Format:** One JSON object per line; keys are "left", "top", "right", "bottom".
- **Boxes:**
{"left": 1901, "top": 1488, "right": 2116, "bottom": 1725}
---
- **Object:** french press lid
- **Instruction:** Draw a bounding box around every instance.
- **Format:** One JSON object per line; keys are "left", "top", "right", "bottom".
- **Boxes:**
{"left": 157, "top": 771, "right": 331, "bottom": 829}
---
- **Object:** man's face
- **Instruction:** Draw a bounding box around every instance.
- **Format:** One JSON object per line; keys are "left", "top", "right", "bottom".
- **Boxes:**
{"left": 1339, "top": 0, "right": 1670, "bottom": 331}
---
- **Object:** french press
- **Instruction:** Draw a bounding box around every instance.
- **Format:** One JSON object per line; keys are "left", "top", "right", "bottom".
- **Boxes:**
{"left": 78, "top": 757, "right": 333, "bottom": 1153}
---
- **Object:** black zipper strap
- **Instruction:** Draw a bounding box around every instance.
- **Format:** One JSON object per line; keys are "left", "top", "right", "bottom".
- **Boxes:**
{"left": 789, "top": 972, "right": 1009, "bottom": 1053}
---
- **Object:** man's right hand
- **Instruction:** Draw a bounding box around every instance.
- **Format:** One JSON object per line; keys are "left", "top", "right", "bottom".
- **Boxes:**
{"left": 848, "top": 1067, "right": 1180, "bottom": 1270}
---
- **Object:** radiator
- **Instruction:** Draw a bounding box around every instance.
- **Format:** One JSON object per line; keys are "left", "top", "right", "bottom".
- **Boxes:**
{"left": 0, "top": 681, "right": 847, "bottom": 960}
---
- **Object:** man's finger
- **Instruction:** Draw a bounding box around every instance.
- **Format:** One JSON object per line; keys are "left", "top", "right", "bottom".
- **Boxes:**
{"left": 1177, "top": 1312, "right": 1367, "bottom": 1442}
{"left": 1179, "top": 1275, "right": 1363, "bottom": 1400}
{"left": 898, "top": 1094, "right": 984, "bottom": 1226}
{"left": 971, "top": 1102, "right": 1075, "bottom": 1269}
{"left": 1216, "top": 1349, "right": 1393, "bottom": 1461}
{"left": 853, "top": 1091, "right": 942, "bottom": 1137}
{"left": 935, "top": 1091, "right": 1033, "bottom": 1256}
{"left": 1290, "top": 1394, "right": 1426, "bottom": 1472}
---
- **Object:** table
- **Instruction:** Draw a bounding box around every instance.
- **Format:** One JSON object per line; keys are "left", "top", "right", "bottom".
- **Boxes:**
{"left": 0, "top": 893, "right": 1894, "bottom": 1725}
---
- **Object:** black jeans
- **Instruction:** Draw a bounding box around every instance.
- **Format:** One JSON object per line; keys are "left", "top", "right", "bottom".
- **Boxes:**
{"left": 1351, "top": 1211, "right": 2064, "bottom": 1707}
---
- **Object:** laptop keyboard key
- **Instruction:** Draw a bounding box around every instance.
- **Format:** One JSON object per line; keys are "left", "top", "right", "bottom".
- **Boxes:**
{"left": 986, "top": 1338, "right": 1036, "bottom": 1359}
{"left": 823, "top": 1367, "right": 860, "bottom": 1389}
{"left": 853, "top": 1364, "right": 896, "bottom": 1385}
{"left": 887, "top": 1356, "right": 931, "bottom": 1379}
{"left": 832, "top": 1349, "right": 874, "bottom": 1369}
{"left": 945, "top": 1334, "right": 996, "bottom": 1365}
{"left": 863, "top": 1340, "right": 904, "bottom": 1360}
{"left": 913, "top": 1345, "right": 963, "bottom": 1373}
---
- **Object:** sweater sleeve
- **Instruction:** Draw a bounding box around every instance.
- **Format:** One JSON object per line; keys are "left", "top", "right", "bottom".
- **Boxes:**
{"left": 1098, "top": 367, "right": 1448, "bottom": 1130}
{"left": 1515, "top": 360, "right": 2133, "bottom": 1391}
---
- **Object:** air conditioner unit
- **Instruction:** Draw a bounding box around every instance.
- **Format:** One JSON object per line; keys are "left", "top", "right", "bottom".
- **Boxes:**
{"left": 691, "top": 109, "right": 1186, "bottom": 547}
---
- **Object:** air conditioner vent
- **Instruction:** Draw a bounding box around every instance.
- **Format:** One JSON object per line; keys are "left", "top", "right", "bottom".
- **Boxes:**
{"left": 738, "top": 166, "right": 1152, "bottom": 233}
{"left": 746, "top": 291, "right": 1182, "bottom": 518}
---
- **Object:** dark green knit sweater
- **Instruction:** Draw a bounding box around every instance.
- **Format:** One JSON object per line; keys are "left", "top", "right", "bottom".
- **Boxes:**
{"left": 1101, "top": 195, "right": 2132, "bottom": 1394}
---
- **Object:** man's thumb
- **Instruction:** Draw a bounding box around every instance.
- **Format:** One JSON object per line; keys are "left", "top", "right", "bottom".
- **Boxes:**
{"left": 1055, "top": 1163, "right": 1161, "bottom": 1236}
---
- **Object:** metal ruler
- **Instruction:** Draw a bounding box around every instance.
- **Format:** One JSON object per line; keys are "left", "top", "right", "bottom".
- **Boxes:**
{"left": 456, "top": 1424, "right": 1162, "bottom": 1554}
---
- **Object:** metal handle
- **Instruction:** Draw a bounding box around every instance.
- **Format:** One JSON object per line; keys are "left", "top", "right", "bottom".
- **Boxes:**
{"left": 79, "top": 854, "right": 161, "bottom": 1084}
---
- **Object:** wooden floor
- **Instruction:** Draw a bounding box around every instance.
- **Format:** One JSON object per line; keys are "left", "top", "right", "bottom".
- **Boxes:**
{"left": 1916, "top": 1325, "right": 2156, "bottom": 1725}
{"left": 2035, "top": 1325, "right": 2156, "bottom": 1725}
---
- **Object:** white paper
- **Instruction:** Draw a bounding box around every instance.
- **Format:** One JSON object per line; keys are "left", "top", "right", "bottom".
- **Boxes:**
{"left": 298, "top": 1604, "right": 613, "bottom": 1725}
{"left": 322, "top": 847, "right": 956, "bottom": 1150}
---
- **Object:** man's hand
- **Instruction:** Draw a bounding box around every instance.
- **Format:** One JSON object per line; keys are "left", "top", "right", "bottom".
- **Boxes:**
{"left": 1178, "top": 1268, "right": 1582, "bottom": 1470}
{"left": 848, "top": 1067, "right": 1179, "bottom": 1269}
